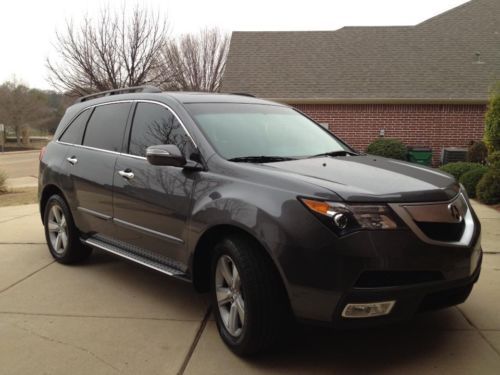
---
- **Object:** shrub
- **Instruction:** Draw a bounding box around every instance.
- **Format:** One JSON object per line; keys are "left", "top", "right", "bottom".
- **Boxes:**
{"left": 487, "top": 151, "right": 500, "bottom": 168}
{"left": 439, "top": 162, "right": 483, "bottom": 180}
{"left": 477, "top": 169, "right": 500, "bottom": 204}
{"left": 484, "top": 89, "right": 500, "bottom": 152}
{"left": 467, "top": 141, "right": 488, "bottom": 164}
{"left": 366, "top": 138, "right": 407, "bottom": 160}
{"left": 459, "top": 166, "right": 488, "bottom": 198}
{"left": 0, "top": 170, "right": 7, "bottom": 194}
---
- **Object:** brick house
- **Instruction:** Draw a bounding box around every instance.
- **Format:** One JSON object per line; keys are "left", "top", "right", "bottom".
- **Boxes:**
{"left": 221, "top": 0, "right": 500, "bottom": 164}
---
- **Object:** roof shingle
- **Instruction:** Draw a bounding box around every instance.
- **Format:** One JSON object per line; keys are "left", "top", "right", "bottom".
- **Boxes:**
{"left": 221, "top": 0, "right": 500, "bottom": 103}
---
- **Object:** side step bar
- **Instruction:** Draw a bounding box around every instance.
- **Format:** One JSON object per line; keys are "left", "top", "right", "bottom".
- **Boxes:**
{"left": 83, "top": 237, "right": 188, "bottom": 279}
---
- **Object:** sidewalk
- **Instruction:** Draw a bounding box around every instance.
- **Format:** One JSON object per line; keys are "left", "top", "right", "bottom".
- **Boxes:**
{"left": 5, "top": 176, "right": 38, "bottom": 189}
{"left": 0, "top": 202, "right": 499, "bottom": 374}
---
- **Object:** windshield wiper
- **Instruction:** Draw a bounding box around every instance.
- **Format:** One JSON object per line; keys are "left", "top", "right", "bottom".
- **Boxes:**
{"left": 228, "top": 156, "right": 297, "bottom": 163}
{"left": 307, "top": 150, "right": 358, "bottom": 159}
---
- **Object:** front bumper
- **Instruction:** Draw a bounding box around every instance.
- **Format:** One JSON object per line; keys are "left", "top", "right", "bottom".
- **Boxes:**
{"left": 331, "top": 253, "right": 481, "bottom": 328}
{"left": 280, "top": 193, "right": 482, "bottom": 325}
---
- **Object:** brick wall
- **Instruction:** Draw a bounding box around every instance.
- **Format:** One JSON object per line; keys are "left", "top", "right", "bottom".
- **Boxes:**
{"left": 294, "top": 103, "right": 486, "bottom": 165}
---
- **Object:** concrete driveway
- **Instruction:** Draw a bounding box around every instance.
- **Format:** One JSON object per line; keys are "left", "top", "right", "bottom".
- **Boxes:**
{"left": 1, "top": 202, "right": 500, "bottom": 374}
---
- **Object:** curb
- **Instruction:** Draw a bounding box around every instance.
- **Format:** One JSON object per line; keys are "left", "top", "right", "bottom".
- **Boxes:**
{"left": 0, "top": 150, "right": 41, "bottom": 156}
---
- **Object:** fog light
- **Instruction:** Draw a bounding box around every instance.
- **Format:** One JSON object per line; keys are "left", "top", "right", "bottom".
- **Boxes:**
{"left": 342, "top": 300, "right": 396, "bottom": 318}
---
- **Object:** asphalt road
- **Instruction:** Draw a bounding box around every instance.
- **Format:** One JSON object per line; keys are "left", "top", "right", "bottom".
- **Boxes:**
{"left": 0, "top": 151, "right": 39, "bottom": 179}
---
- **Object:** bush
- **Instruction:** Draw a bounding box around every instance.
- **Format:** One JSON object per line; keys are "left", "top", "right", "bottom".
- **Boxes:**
{"left": 477, "top": 169, "right": 500, "bottom": 204}
{"left": 366, "top": 138, "right": 407, "bottom": 160}
{"left": 487, "top": 151, "right": 500, "bottom": 168}
{"left": 467, "top": 141, "right": 488, "bottom": 164}
{"left": 439, "top": 162, "right": 483, "bottom": 180}
{"left": 484, "top": 90, "right": 500, "bottom": 152}
{"left": 0, "top": 170, "right": 7, "bottom": 194}
{"left": 459, "top": 166, "right": 488, "bottom": 198}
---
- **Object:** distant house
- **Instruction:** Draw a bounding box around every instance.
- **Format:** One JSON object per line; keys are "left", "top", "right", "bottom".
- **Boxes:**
{"left": 221, "top": 0, "right": 500, "bottom": 163}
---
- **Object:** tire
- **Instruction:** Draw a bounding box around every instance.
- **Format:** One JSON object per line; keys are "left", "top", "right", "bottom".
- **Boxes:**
{"left": 43, "top": 194, "right": 92, "bottom": 264}
{"left": 210, "top": 234, "right": 291, "bottom": 356}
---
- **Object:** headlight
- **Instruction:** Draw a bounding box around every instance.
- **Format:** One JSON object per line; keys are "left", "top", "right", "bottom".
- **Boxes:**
{"left": 299, "top": 198, "right": 403, "bottom": 236}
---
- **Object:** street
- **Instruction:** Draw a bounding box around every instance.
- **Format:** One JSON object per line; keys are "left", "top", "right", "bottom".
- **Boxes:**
{"left": 0, "top": 151, "right": 39, "bottom": 179}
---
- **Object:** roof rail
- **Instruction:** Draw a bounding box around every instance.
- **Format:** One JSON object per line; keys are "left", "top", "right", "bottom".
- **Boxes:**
{"left": 230, "top": 92, "right": 256, "bottom": 98}
{"left": 75, "top": 85, "right": 162, "bottom": 103}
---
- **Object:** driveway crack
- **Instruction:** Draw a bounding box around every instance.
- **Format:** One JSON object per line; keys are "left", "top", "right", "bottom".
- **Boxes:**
{"left": 0, "top": 261, "right": 54, "bottom": 294}
{"left": 177, "top": 307, "right": 211, "bottom": 375}
{"left": 11, "top": 321, "right": 121, "bottom": 372}
{"left": 457, "top": 306, "right": 500, "bottom": 357}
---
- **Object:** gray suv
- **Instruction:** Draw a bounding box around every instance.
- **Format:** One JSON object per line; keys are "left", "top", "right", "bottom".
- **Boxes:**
{"left": 39, "top": 86, "right": 482, "bottom": 355}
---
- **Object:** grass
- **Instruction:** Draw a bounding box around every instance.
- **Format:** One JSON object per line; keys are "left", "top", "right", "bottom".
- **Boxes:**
{"left": 0, "top": 170, "right": 7, "bottom": 193}
{"left": 0, "top": 187, "right": 38, "bottom": 207}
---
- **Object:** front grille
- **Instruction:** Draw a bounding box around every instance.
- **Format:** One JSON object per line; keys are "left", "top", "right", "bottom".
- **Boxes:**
{"left": 390, "top": 193, "right": 473, "bottom": 245}
{"left": 415, "top": 221, "right": 465, "bottom": 242}
{"left": 355, "top": 270, "right": 444, "bottom": 288}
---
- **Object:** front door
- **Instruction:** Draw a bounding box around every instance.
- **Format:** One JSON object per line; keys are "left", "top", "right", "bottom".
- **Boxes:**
{"left": 112, "top": 102, "right": 198, "bottom": 266}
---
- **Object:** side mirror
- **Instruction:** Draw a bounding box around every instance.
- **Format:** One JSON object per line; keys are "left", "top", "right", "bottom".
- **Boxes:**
{"left": 146, "top": 145, "right": 186, "bottom": 167}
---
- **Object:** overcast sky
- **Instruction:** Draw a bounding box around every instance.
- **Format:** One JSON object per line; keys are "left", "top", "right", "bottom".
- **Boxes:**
{"left": 0, "top": 0, "right": 469, "bottom": 90}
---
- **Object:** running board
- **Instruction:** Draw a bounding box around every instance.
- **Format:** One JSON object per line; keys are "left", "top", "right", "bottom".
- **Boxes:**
{"left": 83, "top": 237, "right": 188, "bottom": 278}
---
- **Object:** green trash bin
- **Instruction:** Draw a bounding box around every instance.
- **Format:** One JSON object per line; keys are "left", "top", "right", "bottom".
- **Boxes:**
{"left": 407, "top": 146, "right": 433, "bottom": 166}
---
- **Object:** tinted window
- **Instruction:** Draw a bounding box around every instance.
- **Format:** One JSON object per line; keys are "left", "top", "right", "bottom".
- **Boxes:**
{"left": 83, "top": 103, "right": 131, "bottom": 152}
{"left": 129, "top": 103, "right": 193, "bottom": 157}
{"left": 186, "top": 103, "right": 350, "bottom": 160}
{"left": 59, "top": 109, "right": 91, "bottom": 145}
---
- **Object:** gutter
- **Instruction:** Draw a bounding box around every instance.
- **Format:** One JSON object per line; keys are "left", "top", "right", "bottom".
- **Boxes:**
{"left": 265, "top": 97, "right": 488, "bottom": 105}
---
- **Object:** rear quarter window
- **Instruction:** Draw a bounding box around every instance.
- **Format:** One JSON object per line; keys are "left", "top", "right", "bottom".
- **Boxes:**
{"left": 59, "top": 109, "right": 91, "bottom": 145}
{"left": 83, "top": 103, "right": 132, "bottom": 152}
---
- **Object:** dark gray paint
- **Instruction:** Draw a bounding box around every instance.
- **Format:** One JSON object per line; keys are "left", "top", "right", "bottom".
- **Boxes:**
{"left": 39, "top": 92, "right": 482, "bottom": 324}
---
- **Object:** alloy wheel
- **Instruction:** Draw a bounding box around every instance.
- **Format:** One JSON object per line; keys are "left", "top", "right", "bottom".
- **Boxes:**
{"left": 215, "top": 255, "right": 245, "bottom": 337}
{"left": 47, "top": 204, "right": 69, "bottom": 255}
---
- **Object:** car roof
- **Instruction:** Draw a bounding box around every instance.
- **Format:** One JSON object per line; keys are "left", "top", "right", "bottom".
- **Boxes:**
{"left": 158, "top": 92, "right": 284, "bottom": 105}
{"left": 73, "top": 91, "right": 285, "bottom": 107}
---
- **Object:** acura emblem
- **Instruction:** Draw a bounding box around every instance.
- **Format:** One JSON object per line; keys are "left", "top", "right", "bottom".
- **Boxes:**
{"left": 448, "top": 202, "right": 462, "bottom": 222}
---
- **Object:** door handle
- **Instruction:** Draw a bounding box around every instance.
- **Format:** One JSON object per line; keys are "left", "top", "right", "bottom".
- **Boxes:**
{"left": 66, "top": 156, "right": 78, "bottom": 165}
{"left": 118, "top": 170, "right": 135, "bottom": 180}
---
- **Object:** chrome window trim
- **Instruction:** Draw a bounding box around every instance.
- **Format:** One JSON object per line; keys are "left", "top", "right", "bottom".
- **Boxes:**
{"left": 113, "top": 218, "right": 184, "bottom": 244}
{"left": 57, "top": 141, "right": 147, "bottom": 160}
{"left": 389, "top": 192, "right": 475, "bottom": 247}
{"left": 57, "top": 99, "right": 197, "bottom": 151}
{"left": 58, "top": 141, "right": 122, "bottom": 156}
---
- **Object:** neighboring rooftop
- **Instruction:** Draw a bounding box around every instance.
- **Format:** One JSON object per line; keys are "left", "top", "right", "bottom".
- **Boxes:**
{"left": 221, "top": 0, "right": 500, "bottom": 103}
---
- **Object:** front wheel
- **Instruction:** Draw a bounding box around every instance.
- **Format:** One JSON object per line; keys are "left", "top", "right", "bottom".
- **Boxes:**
{"left": 210, "top": 235, "right": 291, "bottom": 356}
{"left": 43, "top": 195, "right": 92, "bottom": 264}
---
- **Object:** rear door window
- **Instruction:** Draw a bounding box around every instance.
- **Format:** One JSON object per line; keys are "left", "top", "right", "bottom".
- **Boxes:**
{"left": 128, "top": 102, "right": 194, "bottom": 157}
{"left": 59, "top": 109, "right": 91, "bottom": 145}
{"left": 83, "top": 103, "right": 132, "bottom": 152}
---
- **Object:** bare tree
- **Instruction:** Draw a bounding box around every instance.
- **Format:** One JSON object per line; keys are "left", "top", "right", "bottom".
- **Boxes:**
{"left": 160, "top": 29, "right": 230, "bottom": 92}
{"left": 46, "top": 5, "right": 169, "bottom": 95}
{"left": 0, "top": 80, "right": 56, "bottom": 144}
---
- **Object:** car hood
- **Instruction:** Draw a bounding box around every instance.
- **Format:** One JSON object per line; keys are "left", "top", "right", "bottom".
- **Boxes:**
{"left": 262, "top": 155, "right": 459, "bottom": 202}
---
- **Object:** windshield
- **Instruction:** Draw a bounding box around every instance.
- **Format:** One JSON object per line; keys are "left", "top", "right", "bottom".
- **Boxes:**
{"left": 186, "top": 103, "right": 351, "bottom": 160}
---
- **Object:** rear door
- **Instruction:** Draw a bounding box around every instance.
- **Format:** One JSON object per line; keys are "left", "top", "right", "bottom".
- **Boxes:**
{"left": 112, "top": 101, "right": 198, "bottom": 266}
{"left": 65, "top": 102, "right": 132, "bottom": 237}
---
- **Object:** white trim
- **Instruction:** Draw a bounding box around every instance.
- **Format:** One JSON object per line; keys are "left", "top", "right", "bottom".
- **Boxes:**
{"left": 57, "top": 99, "right": 198, "bottom": 152}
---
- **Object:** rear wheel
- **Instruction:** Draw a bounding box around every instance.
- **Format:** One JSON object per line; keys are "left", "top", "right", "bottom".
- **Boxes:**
{"left": 210, "top": 235, "right": 290, "bottom": 356}
{"left": 43, "top": 195, "right": 92, "bottom": 263}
